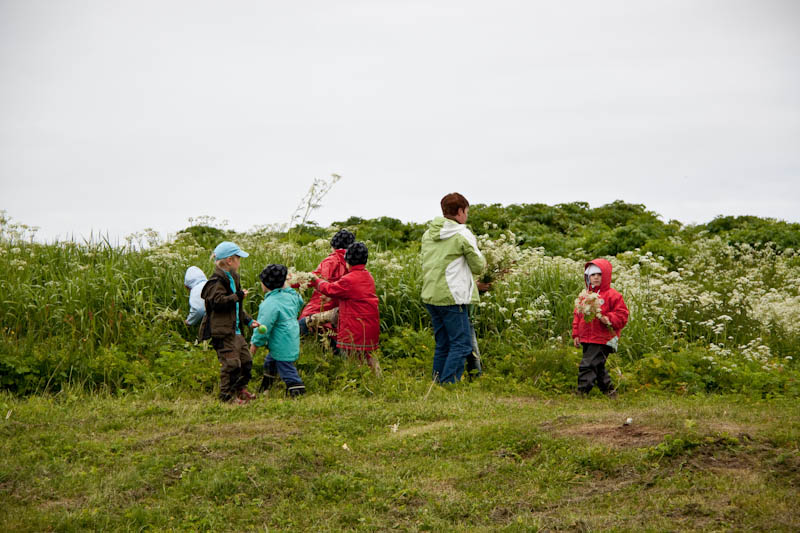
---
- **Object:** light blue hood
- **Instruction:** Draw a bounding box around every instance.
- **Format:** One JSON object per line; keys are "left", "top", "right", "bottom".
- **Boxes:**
{"left": 184, "top": 266, "right": 207, "bottom": 289}
{"left": 184, "top": 266, "right": 208, "bottom": 326}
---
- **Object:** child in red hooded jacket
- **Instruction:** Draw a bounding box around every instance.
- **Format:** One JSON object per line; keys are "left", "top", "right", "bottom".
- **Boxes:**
{"left": 572, "top": 258, "right": 629, "bottom": 396}
{"left": 309, "top": 242, "right": 381, "bottom": 374}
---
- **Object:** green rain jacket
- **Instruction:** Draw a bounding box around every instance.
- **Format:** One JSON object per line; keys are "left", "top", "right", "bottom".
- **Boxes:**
{"left": 421, "top": 216, "right": 486, "bottom": 306}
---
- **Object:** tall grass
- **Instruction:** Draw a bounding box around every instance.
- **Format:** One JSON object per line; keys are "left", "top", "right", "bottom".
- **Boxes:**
{"left": 0, "top": 214, "right": 798, "bottom": 395}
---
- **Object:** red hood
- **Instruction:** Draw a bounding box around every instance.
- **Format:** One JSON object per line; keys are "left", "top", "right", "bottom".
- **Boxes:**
{"left": 585, "top": 258, "right": 612, "bottom": 292}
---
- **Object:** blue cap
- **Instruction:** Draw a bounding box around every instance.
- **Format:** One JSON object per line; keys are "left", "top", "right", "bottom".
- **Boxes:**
{"left": 213, "top": 241, "right": 249, "bottom": 260}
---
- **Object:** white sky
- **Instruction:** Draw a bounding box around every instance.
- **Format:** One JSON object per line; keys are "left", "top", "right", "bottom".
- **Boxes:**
{"left": 1, "top": 0, "right": 798, "bottom": 241}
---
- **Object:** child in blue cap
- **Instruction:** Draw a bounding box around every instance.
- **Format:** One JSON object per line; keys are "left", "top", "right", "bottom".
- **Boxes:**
{"left": 200, "top": 241, "right": 261, "bottom": 403}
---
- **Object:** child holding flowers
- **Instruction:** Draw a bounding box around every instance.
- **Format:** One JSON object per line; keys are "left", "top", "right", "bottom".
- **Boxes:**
{"left": 572, "top": 259, "right": 629, "bottom": 396}
{"left": 309, "top": 242, "right": 381, "bottom": 374}
{"left": 296, "top": 229, "right": 354, "bottom": 350}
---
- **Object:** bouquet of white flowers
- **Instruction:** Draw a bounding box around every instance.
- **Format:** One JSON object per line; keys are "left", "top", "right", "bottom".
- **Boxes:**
{"left": 574, "top": 290, "right": 604, "bottom": 323}
{"left": 288, "top": 269, "right": 317, "bottom": 290}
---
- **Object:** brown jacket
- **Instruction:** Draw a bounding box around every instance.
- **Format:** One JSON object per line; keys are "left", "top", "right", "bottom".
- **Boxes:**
{"left": 199, "top": 267, "right": 253, "bottom": 340}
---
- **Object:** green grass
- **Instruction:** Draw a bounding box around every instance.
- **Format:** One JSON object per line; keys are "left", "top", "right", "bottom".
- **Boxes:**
{"left": 2, "top": 385, "right": 798, "bottom": 532}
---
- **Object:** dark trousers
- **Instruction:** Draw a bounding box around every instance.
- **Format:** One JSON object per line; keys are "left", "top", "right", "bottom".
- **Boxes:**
{"left": 212, "top": 334, "right": 253, "bottom": 401}
{"left": 465, "top": 321, "right": 482, "bottom": 378}
{"left": 426, "top": 303, "right": 472, "bottom": 384}
{"left": 578, "top": 343, "right": 613, "bottom": 393}
{"left": 259, "top": 354, "right": 305, "bottom": 396}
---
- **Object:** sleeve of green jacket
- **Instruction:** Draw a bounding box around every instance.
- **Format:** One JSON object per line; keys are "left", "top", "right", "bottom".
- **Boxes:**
{"left": 461, "top": 234, "right": 486, "bottom": 275}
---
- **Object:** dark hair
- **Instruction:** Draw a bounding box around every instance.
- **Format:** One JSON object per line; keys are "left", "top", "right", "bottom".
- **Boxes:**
{"left": 259, "top": 264, "right": 288, "bottom": 290}
{"left": 440, "top": 192, "right": 469, "bottom": 218}
{"left": 330, "top": 229, "right": 355, "bottom": 250}
{"left": 345, "top": 242, "right": 369, "bottom": 266}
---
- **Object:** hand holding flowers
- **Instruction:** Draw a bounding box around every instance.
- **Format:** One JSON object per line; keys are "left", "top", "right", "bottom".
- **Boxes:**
{"left": 574, "top": 290, "right": 605, "bottom": 323}
{"left": 288, "top": 269, "right": 317, "bottom": 290}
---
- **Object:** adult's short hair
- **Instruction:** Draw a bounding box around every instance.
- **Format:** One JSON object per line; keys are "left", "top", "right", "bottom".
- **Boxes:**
{"left": 440, "top": 193, "right": 469, "bottom": 217}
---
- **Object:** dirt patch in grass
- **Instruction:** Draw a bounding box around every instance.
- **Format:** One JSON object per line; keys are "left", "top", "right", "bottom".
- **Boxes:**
{"left": 553, "top": 422, "right": 668, "bottom": 448}
{"left": 685, "top": 442, "right": 800, "bottom": 485}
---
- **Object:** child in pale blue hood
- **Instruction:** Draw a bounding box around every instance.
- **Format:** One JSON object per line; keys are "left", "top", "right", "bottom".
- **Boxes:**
{"left": 184, "top": 266, "right": 208, "bottom": 326}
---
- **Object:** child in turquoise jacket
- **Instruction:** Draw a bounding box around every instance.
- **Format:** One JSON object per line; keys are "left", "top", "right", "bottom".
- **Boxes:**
{"left": 250, "top": 264, "right": 306, "bottom": 397}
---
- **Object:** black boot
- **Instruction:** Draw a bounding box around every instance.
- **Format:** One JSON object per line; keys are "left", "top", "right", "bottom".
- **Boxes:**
{"left": 287, "top": 384, "right": 306, "bottom": 398}
{"left": 259, "top": 359, "right": 278, "bottom": 393}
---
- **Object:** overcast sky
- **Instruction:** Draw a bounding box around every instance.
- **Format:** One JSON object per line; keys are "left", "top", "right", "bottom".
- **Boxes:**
{"left": 1, "top": 0, "right": 798, "bottom": 241}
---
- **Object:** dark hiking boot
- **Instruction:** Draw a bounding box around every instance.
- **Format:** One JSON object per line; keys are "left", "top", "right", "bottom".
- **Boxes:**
{"left": 258, "top": 374, "right": 276, "bottom": 393}
{"left": 287, "top": 385, "right": 306, "bottom": 398}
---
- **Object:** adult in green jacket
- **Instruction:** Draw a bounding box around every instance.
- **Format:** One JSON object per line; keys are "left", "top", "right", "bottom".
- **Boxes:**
{"left": 421, "top": 193, "right": 486, "bottom": 383}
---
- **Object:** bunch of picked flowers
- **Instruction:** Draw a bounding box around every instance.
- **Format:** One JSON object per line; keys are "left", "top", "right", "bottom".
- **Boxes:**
{"left": 574, "top": 290, "right": 604, "bottom": 323}
{"left": 288, "top": 269, "right": 317, "bottom": 290}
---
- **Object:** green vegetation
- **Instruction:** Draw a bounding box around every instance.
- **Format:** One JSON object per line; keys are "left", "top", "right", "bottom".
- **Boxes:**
{"left": 1, "top": 386, "right": 798, "bottom": 531}
{"left": 1, "top": 202, "right": 798, "bottom": 396}
{"left": 1, "top": 202, "right": 799, "bottom": 530}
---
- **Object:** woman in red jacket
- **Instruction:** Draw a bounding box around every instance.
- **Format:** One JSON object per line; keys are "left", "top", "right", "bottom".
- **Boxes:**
{"left": 572, "top": 258, "right": 629, "bottom": 396}
{"left": 310, "top": 242, "right": 381, "bottom": 374}
{"left": 298, "top": 230, "right": 354, "bottom": 350}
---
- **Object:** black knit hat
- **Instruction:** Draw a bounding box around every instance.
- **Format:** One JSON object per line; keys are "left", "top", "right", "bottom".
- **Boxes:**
{"left": 259, "top": 264, "right": 288, "bottom": 290}
{"left": 345, "top": 242, "right": 369, "bottom": 266}
{"left": 330, "top": 229, "right": 355, "bottom": 250}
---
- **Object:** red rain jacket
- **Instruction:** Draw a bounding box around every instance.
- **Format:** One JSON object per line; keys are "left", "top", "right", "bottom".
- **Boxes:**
{"left": 572, "top": 258, "right": 629, "bottom": 345}
{"left": 299, "top": 249, "right": 348, "bottom": 320}
{"left": 311, "top": 265, "right": 380, "bottom": 352}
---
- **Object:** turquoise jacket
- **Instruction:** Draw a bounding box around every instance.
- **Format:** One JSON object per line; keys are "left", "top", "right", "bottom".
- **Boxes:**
{"left": 250, "top": 288, "right": 304, "bottom": 362}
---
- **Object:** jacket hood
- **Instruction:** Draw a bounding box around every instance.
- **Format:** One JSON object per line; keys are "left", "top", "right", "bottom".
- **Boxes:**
{"left": 427, "top": 216, "right": 465, "bottom": 241}
{"left": 184, "top": 266, "right": 207, "bottom": 289}
{"left": 585, "top": 258, "right": 612, "bottom": 291}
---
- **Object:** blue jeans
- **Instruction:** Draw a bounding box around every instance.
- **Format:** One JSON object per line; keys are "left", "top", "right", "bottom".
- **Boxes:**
{"left": 425, "top": 303, "right": 472, "bottom": 383}
{"left": 263, "top": 354, "right": 304, "bottom": 386}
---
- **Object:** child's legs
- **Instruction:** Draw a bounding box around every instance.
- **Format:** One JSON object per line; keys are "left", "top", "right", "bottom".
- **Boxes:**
{"left": 213, "top": 335, "right": 241, "bottom": 401}
{"left": 578, "top": 343, "right": 603, "bottom": 393}
{"left": 230, "top": 335, "right": 253, "bottom": 392}
{"left": 594, "top": 346, "right": 614, "bottom": 392}
{"left": 275, "top": 360, "right": 304, "bottom": 387}
{"left": 260, "top": 354, "right": 279, "bottom": 392}
{"left": 274, "top": 360, "right": 305, "bottom": 397}
{"left": 438, "top": 305, "right": 472, "bottom": 384}
{"left": 465, "top": 319, "right": 482, "bottom": 377}
{"left": 426, "top": 304, "right": 450, "bottom": 380}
